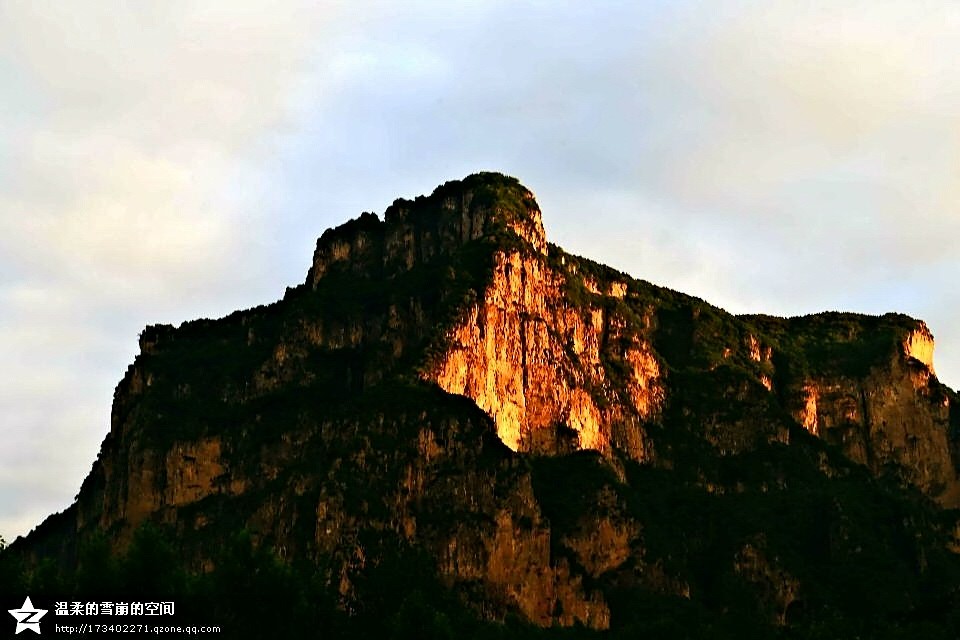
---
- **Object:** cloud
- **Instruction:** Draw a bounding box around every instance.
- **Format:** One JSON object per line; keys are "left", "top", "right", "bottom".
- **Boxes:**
{"left": 0, "top": 2, "right": 328, "bottom": 287}
{"left": 626, "top": 3, "right": 960, "bottom": 244}
{"left": 0, "top": 1, "right": 326, "bottom": 539}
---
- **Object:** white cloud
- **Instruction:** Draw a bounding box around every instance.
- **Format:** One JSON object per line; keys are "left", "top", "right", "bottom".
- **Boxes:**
{"left": 0, "top": 2, "right": 328, "bottom": 286}
{"left": 0, "top": 1, "right": 327, "bottom": 539}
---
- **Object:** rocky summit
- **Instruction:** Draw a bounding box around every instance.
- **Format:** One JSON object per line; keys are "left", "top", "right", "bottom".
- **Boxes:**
{"left": 5, "top": 172, "right": 960, "bottom": 638}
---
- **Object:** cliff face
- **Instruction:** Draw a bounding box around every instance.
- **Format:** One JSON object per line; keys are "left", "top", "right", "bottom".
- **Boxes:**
{"left": 427, "top": 250, "right": 663, "bottom": 458}
{"left": 792, "top": 347, "right": 955, "bottom": 502}
{"left": 747, "top": 316, "right": 960, "bottom": 507}
{"left": 10, "top": 173, "right": 960, "bottom": 633}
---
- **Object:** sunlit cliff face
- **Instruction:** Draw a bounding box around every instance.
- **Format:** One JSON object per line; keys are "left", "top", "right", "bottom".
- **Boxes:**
{"left": 797, "top": 383, "right": 820, "bottom": 436}
{"left": 904, "top": 324, "right": 936, "bottom": 374}
{"left": 427, "top": 249, "right": 663, "bottom": 458}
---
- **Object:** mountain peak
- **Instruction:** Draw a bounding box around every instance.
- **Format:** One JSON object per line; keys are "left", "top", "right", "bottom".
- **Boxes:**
{"left": 306, "top": 172, "right": 545, "bottom": 287}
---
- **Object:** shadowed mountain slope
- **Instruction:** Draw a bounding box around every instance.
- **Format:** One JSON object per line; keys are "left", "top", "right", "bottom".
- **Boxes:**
{"left": 5, "top": 173, "right": 960, "bottom": 637}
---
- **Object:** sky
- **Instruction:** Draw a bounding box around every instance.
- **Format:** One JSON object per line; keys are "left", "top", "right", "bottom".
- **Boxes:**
{"left": 2, "top": 1, "right": 959, "bottom": 540}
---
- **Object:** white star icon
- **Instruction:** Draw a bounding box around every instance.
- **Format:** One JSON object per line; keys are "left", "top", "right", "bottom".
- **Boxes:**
{"left": 8, "top": 597, "right": 47, "bottom": 635}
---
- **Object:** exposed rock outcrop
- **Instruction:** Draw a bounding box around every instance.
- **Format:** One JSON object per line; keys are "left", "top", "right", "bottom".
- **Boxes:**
{"left": 427, "top": 250, "right": 663, "bottom": 458}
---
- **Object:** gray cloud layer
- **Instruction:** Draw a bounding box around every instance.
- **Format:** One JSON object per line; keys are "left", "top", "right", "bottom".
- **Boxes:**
{"left": 2, "top": 1, "right": 958, "bottom": 539}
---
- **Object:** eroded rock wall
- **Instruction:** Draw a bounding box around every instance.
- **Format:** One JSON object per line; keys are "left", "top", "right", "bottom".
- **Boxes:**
{"left": 426, "top": 250, "right": 663, "bottom": 459}
{"left": 790, "top": 328, "right": 958, "bottom": 506}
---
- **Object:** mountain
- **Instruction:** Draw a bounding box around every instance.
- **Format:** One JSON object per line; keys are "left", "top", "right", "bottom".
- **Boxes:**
{"left": 4, "top": 172, "right": 960, "bottom": 638}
